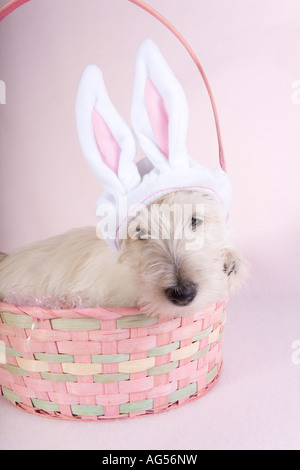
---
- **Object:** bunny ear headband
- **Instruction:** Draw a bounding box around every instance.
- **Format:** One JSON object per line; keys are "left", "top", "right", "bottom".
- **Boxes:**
{"left": 75, "top": 39, "right": 233, "bottom": 250}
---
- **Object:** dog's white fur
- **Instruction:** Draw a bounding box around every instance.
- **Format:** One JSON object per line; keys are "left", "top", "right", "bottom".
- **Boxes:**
{"left": 0, "top": 191, "right": 247, "bottom": 317}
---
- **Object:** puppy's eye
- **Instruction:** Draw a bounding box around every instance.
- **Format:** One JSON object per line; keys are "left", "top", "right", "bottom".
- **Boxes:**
{"left": 191, "top": 217, "right": 203, "bottom": 230}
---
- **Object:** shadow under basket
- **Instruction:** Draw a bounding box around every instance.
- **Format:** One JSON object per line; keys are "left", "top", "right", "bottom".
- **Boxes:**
{"left": 0, "top": 299, "right": 227, "bottom": 421}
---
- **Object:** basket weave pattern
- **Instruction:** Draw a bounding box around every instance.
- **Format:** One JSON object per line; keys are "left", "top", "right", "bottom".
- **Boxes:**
{"left": 0, "top": 299, "right": 226, "bottom": 420}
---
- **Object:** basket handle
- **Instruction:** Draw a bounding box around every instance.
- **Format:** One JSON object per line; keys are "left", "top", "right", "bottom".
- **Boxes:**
{"left": 129, "top": 0, "right": 226, "bottom": 172}
{"left": 0, "top": 0, "right": 226, "bottom": 171}
{"left": 0, "top": 0, "right": 30, "bottom": 21}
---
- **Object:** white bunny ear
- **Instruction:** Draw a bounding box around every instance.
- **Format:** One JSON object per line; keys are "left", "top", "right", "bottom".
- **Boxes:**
{"left": 76, "top": 65, "right": 141, "bottom": 196}
{"left": 131, "top": 39, "right": 190, "bottom": 171}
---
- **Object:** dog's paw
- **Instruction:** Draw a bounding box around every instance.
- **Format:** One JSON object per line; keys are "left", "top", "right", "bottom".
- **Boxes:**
{"left": 223, "top": 249, "right": 249, "bottom": 293}
{"left": 223, "top": 258, "right": 238, "bottom": 277}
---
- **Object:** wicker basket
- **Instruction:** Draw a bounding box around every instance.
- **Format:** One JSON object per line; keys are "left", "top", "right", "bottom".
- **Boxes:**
{"left": 0, "top": 299, "right": 226, "bottom": 420}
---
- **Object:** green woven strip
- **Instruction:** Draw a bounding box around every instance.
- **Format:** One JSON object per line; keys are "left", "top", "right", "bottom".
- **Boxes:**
{"left": 147, "top": 360, "right": 179, "bottom": 376}
{"left": 32, "top": 398, "right": 60, "bottom": 412}
{"left": 206, "top": 365, "right": 218, "bottom": 385}
{"left": 40, "top": 371, "right": 77, "bottom": 382}
{"left": 91, "top": 353, "right": 130, "bottom": 364}
{"left": 119, "top": 398, "right": 153, "bottom": 414}
{"left": 51, "top": 317, "right": 101, "bottom": 331}
{"left": 116, "top": 315, "right": 158, "bottom": 329}
{"left": 93, "top": 373, "right": 130, "bottom": 383}
{"left": 168, "top": 382, "right": 197, "bottom": 403}
{"left": 2, "top": 385, "right": 21, "bottom": 403}
{"left": 34, "top": 352, "right": 74, "bottom": 363}
{"left": 4, "top": 347, "right": 22, "bottom": 358}
{"left": 71, "top": 404, "right": 105, "bottom": 417}
{"left": 0, "top": 342, "right": 6, "bottom": 364}
{"left": 1, "top": 312, "right": 38, "bottom": 329}
{"left": 191, "top": 344, "right": 210, "bottom": 361}
{"left": 4, "top": 363, "right": 29, "bottom": 376}
{"left": 192, "top": 325, "right": 213, "bottom": 341}
{"left": 147, "top": 341, "right": 180, "bottom": 357}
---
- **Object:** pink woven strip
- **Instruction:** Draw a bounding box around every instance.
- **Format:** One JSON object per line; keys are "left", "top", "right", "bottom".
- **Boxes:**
{"left": 119, "top": 376, "right": 154, "bottom": 394}
{"left": 171, "top": 318, "right": 204, "bottom": 342}
{"left": 147, "top": 381, "right": 176, "bottom": 399}
{"left": 99, "top": 318, "right": 120, "bottom": 417}
{"left": 29, "top": 328, "right": 71, "bottom": 341}
{"left": 169, "top": 361, "right": 198, "bottom": 382}
{"left": 11, "top": 383, "right": 34, "bottom": 398}
{"left": 57, "top": 340, "right": 102, "bottom": 356}
{"left": 0, "top": 367, "right": 12, "bottom": 384}
{"left": 128, "top": 326, "right": 149, "bottom": 406}
{"left": 148, "top": 317, "right": 181, "bottom": 336}
{"left": 89, "top": 329, "right": 130, "bottom": 342}
{"left": 178, "top": 316, "right": 194, "bottom": 402}
{"left": 40, "top": 318, "right": 74, "bottom": 417}
{"left": 152, "top": 329, "right": 172, "bottom": 410}
{"left": 117, "top": 335, "right": 156, "bottom": 354}
{"left": 72, "top": 330, "right": 95, "bottom": 414}
{"left": 0, "top": 302, "right": 142, "bottom": 321}
{"left": 48, "top": 392, "right": 80, "bottom": 406}
{"left": 9, "top": 336, "right": 43, "bottom": 353}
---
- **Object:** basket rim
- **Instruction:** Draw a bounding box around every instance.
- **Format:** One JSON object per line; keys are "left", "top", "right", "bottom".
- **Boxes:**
{"left": 0, "top": 298, "right": 228, "bottom": 321}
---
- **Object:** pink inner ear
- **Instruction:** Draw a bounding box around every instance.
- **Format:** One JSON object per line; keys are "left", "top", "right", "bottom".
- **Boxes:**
{"left": 91, "top": 108, "right": 121, "bottom": 175}
{"left": 145, "top": 78, "right": 169, "bottom": 159}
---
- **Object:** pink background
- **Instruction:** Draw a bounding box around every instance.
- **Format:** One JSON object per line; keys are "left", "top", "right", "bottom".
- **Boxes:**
{"left": 1, "top": 0, "right": 300, "bottom": 450}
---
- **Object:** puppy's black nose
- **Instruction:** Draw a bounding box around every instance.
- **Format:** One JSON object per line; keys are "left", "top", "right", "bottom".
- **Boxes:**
{"left": 165, "top": 281, "right": 197, "bottom": 306}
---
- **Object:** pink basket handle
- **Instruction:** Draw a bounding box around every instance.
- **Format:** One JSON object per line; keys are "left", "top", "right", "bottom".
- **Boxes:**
{"left": 0, "top": 0, "right": 30, "bottom": 21}
{"left": 0, "top": 0, "right": 226, "bottom": 172}
{"left": 129, "top": 0, "right": 226, "bottom": 172}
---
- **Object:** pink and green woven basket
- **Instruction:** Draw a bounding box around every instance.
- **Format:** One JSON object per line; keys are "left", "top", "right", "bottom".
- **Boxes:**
{"left": 0, "top": 299, "right": 226, "bottom": 420}
{"left": 0, "top": 0, "right": 229, "bottom": 420}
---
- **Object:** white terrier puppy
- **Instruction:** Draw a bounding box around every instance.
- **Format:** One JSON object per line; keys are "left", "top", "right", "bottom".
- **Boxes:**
{"left": 0, "top": 190, "right": 246, "bottom": 317}
{"left": 0, "top": 40, "right": 247, "bottom": 316}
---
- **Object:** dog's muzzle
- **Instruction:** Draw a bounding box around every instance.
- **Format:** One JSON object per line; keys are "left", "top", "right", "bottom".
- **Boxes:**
{"left": 164, "top": 281, "right": 197, "bottom": 307}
